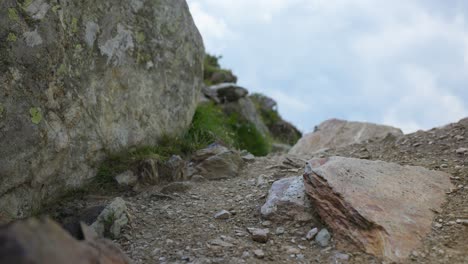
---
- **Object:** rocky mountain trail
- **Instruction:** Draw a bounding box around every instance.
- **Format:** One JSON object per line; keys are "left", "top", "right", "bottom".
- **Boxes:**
{"left": 1, "top": 0, "right": 467, "bottom": 263}
{"left": 3, "top": 117, "right": 468, "bottom": 263}
{"left": 56, "top": 154, "right": 364, "bottom": 264}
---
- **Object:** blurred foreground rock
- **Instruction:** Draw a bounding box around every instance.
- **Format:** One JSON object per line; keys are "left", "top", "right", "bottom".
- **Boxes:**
{"left": 0, "top": 217, "right": 131, "bottom": 264}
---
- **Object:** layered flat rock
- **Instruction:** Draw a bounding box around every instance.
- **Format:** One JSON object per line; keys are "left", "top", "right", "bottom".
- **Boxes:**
{"left": 303, "top": 157, "right": 453, "bottom": 262}
{"left": 290, "top": 119, "right": 403, "bottom": 156}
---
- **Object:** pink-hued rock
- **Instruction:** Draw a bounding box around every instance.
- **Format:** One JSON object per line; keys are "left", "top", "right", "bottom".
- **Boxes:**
{"left": 303, "top": 156, "right": 453, "bottom": 262}
{"left": 290, "top": 119, "right": 403, "bottom": 156}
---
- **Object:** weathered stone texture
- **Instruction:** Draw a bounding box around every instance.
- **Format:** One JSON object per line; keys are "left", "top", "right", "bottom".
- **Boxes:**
{"left": 303, "top": 156, "right": 453, "bottom": 262}
{"left": 0, "top": 0, "right": 204, "bottom": 221}
{"left": 290, "top": 119, "right": 403, "bottom": 156}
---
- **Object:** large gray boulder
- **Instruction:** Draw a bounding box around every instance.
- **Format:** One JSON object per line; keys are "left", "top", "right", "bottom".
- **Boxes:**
{"left": 0, "top": 0, "right": 204, "bottom": 221}
{"left": 304, "top": 156, "right": 453, "bottom": 262}
{"left": 290, "top": 119, "right": 403, "bottom": 156}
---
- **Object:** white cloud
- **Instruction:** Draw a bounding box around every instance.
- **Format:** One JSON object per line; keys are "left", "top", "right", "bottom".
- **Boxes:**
{"left": 383, "top": 65, "right": 468, "bottom": 133}
{"left": 269, "top": 90, "right": 311, "bottom": 113}
{"left": 187, "top": 0, "right": 468, "bottom": 134}
{"left": 187, "top": 2, "right": 232, "bottom": 52}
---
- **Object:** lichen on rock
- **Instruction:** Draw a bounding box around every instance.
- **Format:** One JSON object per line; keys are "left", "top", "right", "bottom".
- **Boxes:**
{"left": 0, "top": 0, "right": 204, "bottom": 221}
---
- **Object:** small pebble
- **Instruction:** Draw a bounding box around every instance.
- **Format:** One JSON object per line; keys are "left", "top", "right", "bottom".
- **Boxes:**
{"left": 214, "top": 210, "right": 231, "bottom": 219}
{"left": 253, "top": 249, "right": 265, "bottom": 259}
{"left": 275, "top": 227, "right": 285, "bottom": 235}
{"left": 248, "top": 228, "right": 269, "bottom": 243}
{"left": 315, "top": 228, "right": 331, "bottom": 247}
{"left": 306, "top": 228, "right": 318, "bottom": 240}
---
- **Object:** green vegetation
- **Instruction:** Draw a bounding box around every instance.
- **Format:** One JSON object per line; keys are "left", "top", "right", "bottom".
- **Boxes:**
{"left": 21, "top": 0, "right": 33, "bottom": 10}
{"left": 190, "top": 102, "right": 271, "bottom": 156}
{"left": 29, "top": 107, "right": 42, "bottom": 124}
{"left": 135, "top": 31, "right": 146, "bottom": 44}
{"left": 8, "top": 8, "right": 19, "bottom": 21}
{"left": 203, "top": 53, "right": 236, "bottom": 85}
{"left": 51, "top": 5, "right": 60, "bottom": 13}
{"left": 71, "top": 17, "right": 79, "bottom": 33}
{"left": 251, "top": 93, "right": 302, "bottom": 145}
{"left": 228, "top": 114, "right": 271, "bottom": 156}
{"left": 7, "top": 33, "right": 17, "bottom": 42}
{"left": 91, "top": 102, "right": 271, "bottom": 191}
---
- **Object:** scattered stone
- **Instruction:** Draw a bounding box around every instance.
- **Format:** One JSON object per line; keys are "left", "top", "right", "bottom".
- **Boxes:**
{"left": 191, "top": 175, "right": 207, "bottom": 182}
{"left": 135, "top": 158, "right": 161, "bottom": 187}
{"left": 440, "top": 164, "right": 449, "bottom": 168}
{"left": 160, "top": 182, "right": 193, "bottom": 194}
{"left": 306, "top": 228, "right": 319, "bottom": 240}
{"left": 332, "top": 252, "right": 350, "bottom": 262}
{"left": 304, "top": 157, "right": 453, "bottom": 262}
{"left": 209, "top": 70, "right": 238, "bottom": 85}
{"left": 209, "top": 83, "right": 248, "bottom": 103}
{"left": 91, "top": 197, "right": 128, "bottom": 239}
{"left": 209, "top": 239, "right": 234, "bottom": 248}
{"left": 275, "top": 227, "right": 285, "bottom": 235}
{"left": 162, "top": 155, "right": 189, "bottom": 182}
{"left": 242, "top": 153, "right": 256, "bottom": 163}
{"left": 114, "top": 170, "right": 137, "bottom": 186}
{"left": 247, "top": 228, "right": 270, "bottom": 243}
{"left": 434, "top": 223, "right": 443, "bottom": 228}
{"left": 315, "top": 229, "right": 331, "bottom": 247}
{"left": 214, "top": 210, "right": 231, "bottom": 220}
{"left": 455, "top": 135, "right": 465, "bottom": 141}
{"left": 256, "top": 174, "right": 271, "bottom": 187}
{"left": 456, "top": 148, "right": 468, "bottom": 155}
{"left": 456, "top": 219, "right": 468, "bottom": 225}
{"left": 62, "top": 205, "right": 106, "bottom": 239}
{"left": 253, "top": 249, "right": 265, "bottom": 259}
{"left": 283, "top": 246, "right": 300, "bottom": 255}
{"left": 261, "top": 221, "right": 272, "bottom": 227}
{"left": 192, "top": 144, "right": 244, "bottom": 180}
{"left": 261, "top": 176, "right": 315, "bottom": 222}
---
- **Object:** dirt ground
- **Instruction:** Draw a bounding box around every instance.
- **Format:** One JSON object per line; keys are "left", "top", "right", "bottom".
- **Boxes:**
{"left": 51, "top": 118, "right": 468, "bottom": 264}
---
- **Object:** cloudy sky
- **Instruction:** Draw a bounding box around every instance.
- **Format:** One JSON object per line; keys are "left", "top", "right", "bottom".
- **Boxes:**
{"left": 187, "top": 0, "right": 468, "bottom": 133}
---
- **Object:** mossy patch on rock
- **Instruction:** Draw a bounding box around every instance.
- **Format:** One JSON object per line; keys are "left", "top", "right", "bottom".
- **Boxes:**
{"left": 135, "top": 31, "right": 145, "bottom": 44}
{"left": 29, "top": 107, "right": 43, "bottom": 124}
{"left": 7, "top": 33, "right": 17, "bottom": 42}
{"left": 21, "top": 0, "right": 33, "bottom": 10}
{"left": 8, "top": 8, "right": 19, "bottom": 21}
{"left": 71, "top": 17, "right": 79, "bottom": 33}
{"left": 203, "top": 53, "right": 237, "bottom": 85}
